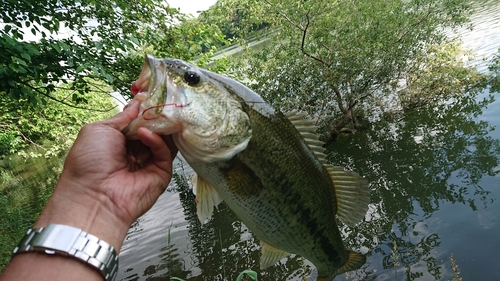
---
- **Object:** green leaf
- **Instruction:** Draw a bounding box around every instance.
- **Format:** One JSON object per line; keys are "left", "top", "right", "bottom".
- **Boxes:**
{"left": 123, "top": 40, "right": 134, "bottom": 49}
{"left": 20, "top": 87, "right": 31, "bottom": 96}
{"left": 7, "top": 80, "right": 16, "bottom": 88}
{"left": 25, "top": 44, "right": 40, "bottom": 55}
{"left": 8, "top": 63, "right": 26, "bottom": 74}
{"left": 75, "top": 64, "right": 86, "bottom": 74}
{"left": 130, "top": 36, "right": 140, "bottom": 45}
{"left": 20, "top": 52, "right": 31, "bottom": 62}
{"left": 59, "top": 41, "right": 70, "bottom": 51}
{"left": 52, "top": 43, "right": 61, "bottom": 53}
{"left": 103, "top": 72, "right": 114, "bottom": 84}
{"left": 236, "top": 270, "right": 258, "bottom": 281}
{"left": 4, "top": 25, "right": 12, "bottom": 33}
{"left": 11, "top": 56, "right": 28, "bottom": 67}
{"left": 9, "top": 89, "right": 20, "bottom": 99}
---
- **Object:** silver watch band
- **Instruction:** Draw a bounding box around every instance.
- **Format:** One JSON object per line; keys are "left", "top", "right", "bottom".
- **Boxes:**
{"left": 13, "top": 224, "right": 118, "bottom": 281}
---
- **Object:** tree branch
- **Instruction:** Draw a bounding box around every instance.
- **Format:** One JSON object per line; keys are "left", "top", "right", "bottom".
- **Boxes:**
{"left": 21, "top": 83, "right": 117, "bottom": 112}
{"left": 332, "top": 85, "right": 347, "bottom": 114}
{"left": 10, "top": 124, "right": 45, "bottom": 149}
{"left": 263, "top": 0, "right": 305, "bottom": 31}
{"left": 262, "top": 1, "right": 332, "bottom": 67}
{"left": 394, "top": 5, "right": 433, "bottom": 44}
{"left": 300, "top": 13, "right": 330, "bottom": 66}
{"left": 324, "top": 109, "right": 354, "bottom": 146}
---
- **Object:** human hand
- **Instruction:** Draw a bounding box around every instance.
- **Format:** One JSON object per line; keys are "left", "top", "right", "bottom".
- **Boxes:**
{"left": 35, "top": 100, "right": 177, "bottom": 250}
{"left": 1, "top": 100, "right": 177, "bottom": 281}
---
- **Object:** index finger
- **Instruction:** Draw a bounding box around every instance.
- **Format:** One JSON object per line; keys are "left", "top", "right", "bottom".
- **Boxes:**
{"left": 101, "top": 100, "right": 140, "bottom": 131}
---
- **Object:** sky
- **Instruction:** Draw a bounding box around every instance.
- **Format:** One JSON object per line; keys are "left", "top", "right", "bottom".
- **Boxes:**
{"left": 167, "top": 0, "right": 218, "bottom": 17}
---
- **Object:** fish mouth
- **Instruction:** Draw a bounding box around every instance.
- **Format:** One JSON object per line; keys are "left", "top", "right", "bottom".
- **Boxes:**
{"left": 130, "top": 56, "right": 152, "bottom": 96}
{"left": 122, "top": 55, "right": 182, "bottom": 138}
{"left": 131, "top": 55, "right": 166, "bottom": 104}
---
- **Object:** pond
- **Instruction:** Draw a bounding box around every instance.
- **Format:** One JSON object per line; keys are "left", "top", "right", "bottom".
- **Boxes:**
{"left": 116, "top": 2, "right": 500, "bottom": 280}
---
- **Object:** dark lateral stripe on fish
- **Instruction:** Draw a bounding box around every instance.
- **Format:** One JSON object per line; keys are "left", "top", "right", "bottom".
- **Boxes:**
{"left": 123, "top": 56, "right": 369, "bottom": 279}
{"left": 302, "top": 206, "right": 344, "bottom": 273}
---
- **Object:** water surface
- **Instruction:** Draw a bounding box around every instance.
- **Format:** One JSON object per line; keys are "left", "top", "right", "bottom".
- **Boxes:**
{"left": 117, "top": 2, "right": 500, "bottom": 280}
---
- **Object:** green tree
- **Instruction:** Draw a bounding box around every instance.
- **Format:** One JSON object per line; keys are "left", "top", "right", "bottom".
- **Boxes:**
{"left": 489, "top": 48, "right": 500, "bottom": 92}
{"left": 221, "top": 0, "right": 487, "bottom": 144}
{"left": 198, "top": 0, "right": 271, "bottom": 40}
{"left": 0, "top": 0, "right": 229, "bottom": 272}
{"left": 0, "top": 83, "right": 117, "bottom": 270}
{"left": 132, "top": 15, "right": 229, "bottom": 67}
{"left": 0, "top": 0, "right": 227, "bottom": 105}
{"left": 0, "top": 80, "right": 116, "bottom": 158}
{"left": 0, "top": 0, "right": 229, "bottom": 157}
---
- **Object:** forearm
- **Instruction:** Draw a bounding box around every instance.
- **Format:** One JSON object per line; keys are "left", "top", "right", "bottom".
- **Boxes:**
{"left": 0, "top": 177, "right": 131, "bottom": 281}
{"left": 1, "top": 252, "right": 105, "bottom": 281}
{"left": 0, "top": 102, "right": 176, "bottom": 281}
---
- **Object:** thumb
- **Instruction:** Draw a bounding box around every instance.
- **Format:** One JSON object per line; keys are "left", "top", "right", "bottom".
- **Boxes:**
{"left": 102, "top": 100, "right": 141, "bottom": 131}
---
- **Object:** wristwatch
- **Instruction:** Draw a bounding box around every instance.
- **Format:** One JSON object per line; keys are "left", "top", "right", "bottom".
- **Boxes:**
{"left": 12, "top": 224, "right": 118, "bottom": 281}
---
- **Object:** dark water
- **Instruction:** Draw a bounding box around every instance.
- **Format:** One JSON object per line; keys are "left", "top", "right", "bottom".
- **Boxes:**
{"left": 117, "top": 2, "right": 500, "bottom": 280}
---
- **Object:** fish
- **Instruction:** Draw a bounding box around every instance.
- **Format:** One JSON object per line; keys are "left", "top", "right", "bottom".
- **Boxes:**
{"left": 123, "top": 55, "right": 370, "bottom": 280}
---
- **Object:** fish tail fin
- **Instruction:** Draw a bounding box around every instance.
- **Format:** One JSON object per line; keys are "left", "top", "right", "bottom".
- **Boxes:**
{"left": 326, "top": 166, "right": 370, "bottom": 227}
{"left": 318, "top": 251, "right": 366, "bottom": 281}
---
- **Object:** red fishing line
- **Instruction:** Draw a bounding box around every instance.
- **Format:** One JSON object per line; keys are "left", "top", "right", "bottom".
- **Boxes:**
{"left": 142, "top": 103, "right": 184, "bottom": 120}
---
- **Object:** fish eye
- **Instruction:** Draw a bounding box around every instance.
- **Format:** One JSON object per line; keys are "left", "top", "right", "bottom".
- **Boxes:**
{"left": 184, "top": 70, "right": 201, "bottom": 86}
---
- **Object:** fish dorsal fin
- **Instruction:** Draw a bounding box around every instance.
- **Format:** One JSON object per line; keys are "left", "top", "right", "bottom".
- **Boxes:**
{"left": 331, "top": 251, "right": 366, "bottom": 277}
{"left": 326, "top": 166, "right": 370, "bottom": 227}
{"left": 260, "top": 241, "right": 290, "bottom": 269}
{"left": 285, "top": 111, "right": 370, "bottom": 225}
{"left": 285, "top": 110, "right": 327, "bottom": 163}
{"left": 192, "top": 173, "right": 223, "bottom": 222}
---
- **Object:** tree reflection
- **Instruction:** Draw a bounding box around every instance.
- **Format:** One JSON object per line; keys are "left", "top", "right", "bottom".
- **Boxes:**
{"left": 167, "top": 170, "right": 314, "bottom": 281}
{"left": 145, "top": 93, "right": 499, "bottom": 280}
{"left": 327, "top": 93, "right": 500, "bottom": 280}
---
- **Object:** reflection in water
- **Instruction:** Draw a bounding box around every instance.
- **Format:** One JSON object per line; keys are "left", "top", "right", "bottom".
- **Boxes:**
{"left": 327, "top": 94, "right": 500, "bottom": 280}
{"left": 167, "top": 169, "right": 315, "bottom": 281}
{"left": 117, "top": 0, "right": 500, "bottom": 279}
{"left": 118, "top": 93, "right": 499, "bottom": 281}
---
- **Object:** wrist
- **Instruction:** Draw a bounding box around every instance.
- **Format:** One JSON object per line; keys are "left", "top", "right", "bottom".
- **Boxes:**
{"left": 35, "top": 177, "right": 131, "bottom": 253}
{"left": 13, "top": 224, "right": 119, "bottom": 281}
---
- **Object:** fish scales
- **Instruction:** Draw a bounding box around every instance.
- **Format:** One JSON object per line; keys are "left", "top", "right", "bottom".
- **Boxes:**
{"left": 236, "top": 108, "right": 345, "bottom": 271}
{"left": 123, "top": 55, "right": 369, "bottom": 280}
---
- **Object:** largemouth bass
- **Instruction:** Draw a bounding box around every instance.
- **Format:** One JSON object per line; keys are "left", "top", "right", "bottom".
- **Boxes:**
{"left": 123, "top": 55, "right": 370, "bottom": 280}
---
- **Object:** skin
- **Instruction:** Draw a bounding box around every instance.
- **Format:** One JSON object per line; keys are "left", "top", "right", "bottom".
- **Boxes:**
{"left": 0, "top": 100, "right": 178, "bottom": 281}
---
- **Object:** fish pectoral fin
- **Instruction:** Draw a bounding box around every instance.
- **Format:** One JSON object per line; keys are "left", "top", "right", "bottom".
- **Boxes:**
{"left": 331, "top": 251, "right": 366, "bottom": 277}
{"left": 193, "top": 173, "right": 223, "bottom": 223}
{"left": 326, "top": 166, "right": 370, "bottom": 227}
{"left": 259, "top": 241, "right": 290, "bottom": 269}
